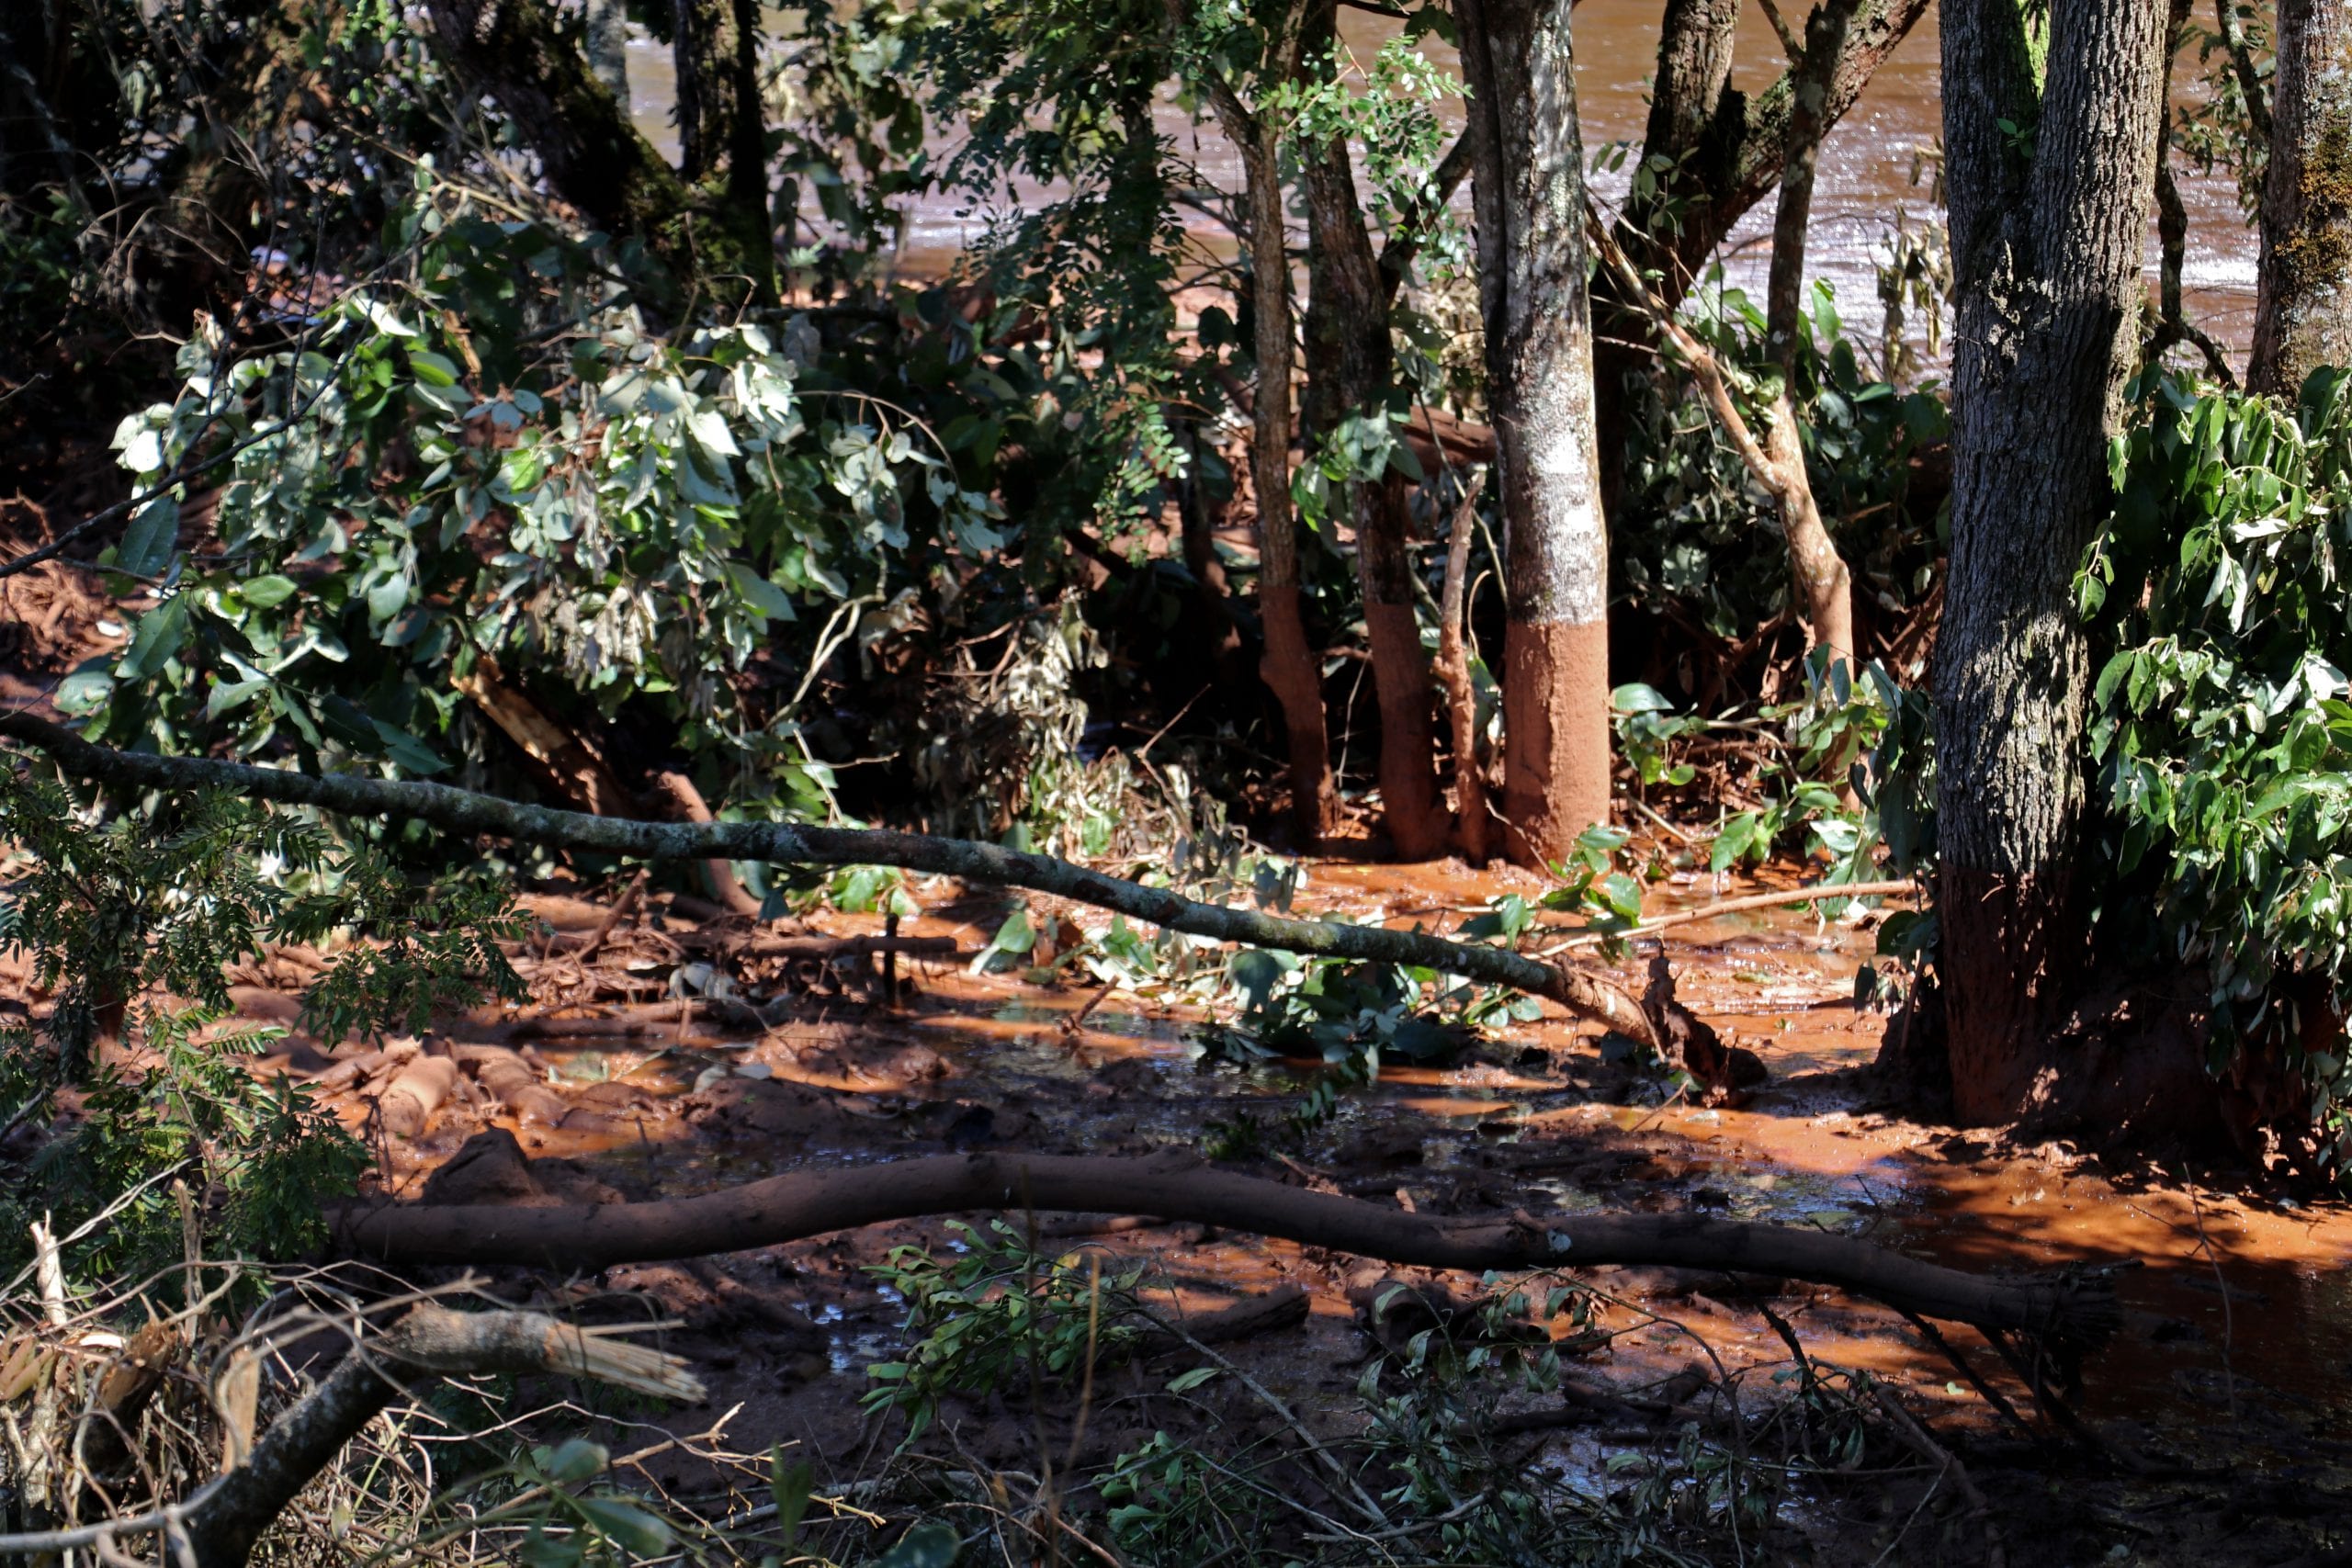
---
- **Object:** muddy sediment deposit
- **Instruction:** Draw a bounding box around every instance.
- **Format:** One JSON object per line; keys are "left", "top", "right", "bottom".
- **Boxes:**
{"left": 51, "top": 851, "right": 2337, "bottom": 1564}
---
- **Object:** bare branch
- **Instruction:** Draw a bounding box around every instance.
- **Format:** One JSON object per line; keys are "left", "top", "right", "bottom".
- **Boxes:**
{"left": 0, "top": 712, "right": 1656, "bottom": 1043}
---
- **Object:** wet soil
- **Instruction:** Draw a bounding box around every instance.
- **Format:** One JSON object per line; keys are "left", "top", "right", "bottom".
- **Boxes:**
{"left": 25, "top": 851, "right": 2352, "bottom": 1563}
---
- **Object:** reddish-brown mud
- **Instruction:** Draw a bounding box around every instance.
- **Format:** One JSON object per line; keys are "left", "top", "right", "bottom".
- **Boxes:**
{"left": 24, "top": 849, "right": 2352, "bottom": 1562}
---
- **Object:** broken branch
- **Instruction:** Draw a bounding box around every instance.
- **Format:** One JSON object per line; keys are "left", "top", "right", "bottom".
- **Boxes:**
{"left": 0, "top": 714, "right": 1654, "bottom": 1044}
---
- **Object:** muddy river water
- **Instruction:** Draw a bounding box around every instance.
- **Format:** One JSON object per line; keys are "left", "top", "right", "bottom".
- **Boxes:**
{"left": 621, "top": 1, "right": 2262, "bottom": 355}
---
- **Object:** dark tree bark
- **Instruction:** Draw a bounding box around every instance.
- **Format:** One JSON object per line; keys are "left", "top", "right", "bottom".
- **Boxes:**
{"left": 1933, "top": 0, "right": 2170, "bottom": 1122}
{"left": 1302, "top": 106, "right": 1449, "bottom": 861}
{"left": 673, "top": 0, "right": 735, "bottom": 184}
{"left": 419, "top": 0, "right": 755, "bottom": 289}
{"left": 1458, "top": 0, "right": 1613, "bottom": 870}
{"left": 669, "top": 0, "right": 774, "bottom": 298}
{"left": 2248, "top": 0, "right": 2352, "bottom": 394}
{"left": 1591, "top": 0, "right": 1931, "bottom": 508}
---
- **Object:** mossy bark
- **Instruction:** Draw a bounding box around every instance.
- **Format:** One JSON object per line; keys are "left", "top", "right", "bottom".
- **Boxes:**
{"left": 2249, "top": 0, "right": 2352, "bottom": 396}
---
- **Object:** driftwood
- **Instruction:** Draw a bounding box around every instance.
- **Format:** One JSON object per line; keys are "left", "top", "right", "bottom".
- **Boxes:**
{"left": 0, "top": 714, "right": 1657, "bottom": 1046}
{"left": 0, "top": 1304, "right": 700, "bottom": 1568}
{"left": 332, "top": 1150, "right": 2121, "bottom": 1342}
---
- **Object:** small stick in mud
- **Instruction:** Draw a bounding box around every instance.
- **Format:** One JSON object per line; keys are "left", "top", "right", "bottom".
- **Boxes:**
{"left": 1873, "top": 1384, "right": 2008, "bottom": 1568}
{"left": 572, "top": 868, "right": 648, "bottom": 962}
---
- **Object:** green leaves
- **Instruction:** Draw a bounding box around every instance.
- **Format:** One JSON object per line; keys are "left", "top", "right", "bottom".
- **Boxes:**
{"left": 2085, "top": 374, "right": 2352, "bottom": 1168}
{"left": 116, "top": 496, "right": 179, "bottom": 579}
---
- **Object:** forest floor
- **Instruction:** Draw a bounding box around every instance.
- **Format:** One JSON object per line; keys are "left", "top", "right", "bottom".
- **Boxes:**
{"left": 21, "top": 845, "right": 2346, "bottom": 1565}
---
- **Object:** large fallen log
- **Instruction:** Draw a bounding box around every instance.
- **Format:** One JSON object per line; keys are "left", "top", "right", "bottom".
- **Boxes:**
{"left": 332, "top": 1150, "right": 2120, "bottom": 1344}
{"left": 0, "top": 714, "right": 1655, "bottom": 1044}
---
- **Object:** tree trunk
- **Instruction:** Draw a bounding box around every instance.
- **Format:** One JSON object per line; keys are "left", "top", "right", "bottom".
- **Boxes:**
{"left": 2248, "top": 0, "right": 2352, "bottom": 395}
{"left": 2150, "top": 0, "right": 2239, "bottom": 382}
{"left": 1197, "top": 26, "right": 1338, "bottom": 844}
{"left": 673, "top": 0, "right": 739, "bottom": 185}
{"left": 1435, "top": 478, "right": 1495, "bottom": 863}
{"left": 1303, "top": 122, "right": 1448, "bottom": 860}
{"left": 1764, "top": 0, "right": 1859, "bottom": 671}
{"left": 1934, "top": 0, "right": 2169, "bottom": 1122}
{"left": 583, "top": 0, "right": 629, "bottom": 96}
{"left": 1590, "top": 0, "right": 1931, "bottom": 512}
{"left": 420, "top": 0, "right": 720, "bottom": 284}
{"left": 1178, "top": 424, "right": 1250, "bottom": 691}
{"left": 1458, "top": 0, "right": 1613, "bottom": 871}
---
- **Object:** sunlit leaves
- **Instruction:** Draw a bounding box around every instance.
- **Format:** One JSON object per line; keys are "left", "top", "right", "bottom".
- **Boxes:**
{"left": 2086, "top": 369, "right": 2352, "bottom": 1165}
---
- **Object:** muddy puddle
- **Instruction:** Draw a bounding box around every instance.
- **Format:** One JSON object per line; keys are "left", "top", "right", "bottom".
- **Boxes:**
{"left": 297, "top": 855, "right": 2352, "bottom": 1464}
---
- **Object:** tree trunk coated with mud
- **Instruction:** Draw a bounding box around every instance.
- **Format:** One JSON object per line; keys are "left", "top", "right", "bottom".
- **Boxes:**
{"left": 1763, "top": 0, "right": 1858, "bottom": 670}
{"left": 2249, "top": 0, "right": 2352, "bottom": 395}
{"left": 1934, "top": 0, "right": 2169, "bottom": 1122}
{"left": 1304, "top": 123, "right": 1449, "bottom": 859}
{"left": 1198, "top": 23, "right": 1337, "bottom": 843}
{"left": 1459, "top": 0, "right": 1612, "bottom": 869}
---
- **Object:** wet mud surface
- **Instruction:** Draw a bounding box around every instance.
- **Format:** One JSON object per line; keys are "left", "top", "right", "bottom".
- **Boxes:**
{"left": 38, "top": 853, "right": 2352, "bottom": 1562}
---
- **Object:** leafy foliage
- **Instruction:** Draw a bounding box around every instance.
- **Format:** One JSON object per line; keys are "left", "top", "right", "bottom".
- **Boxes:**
{"left": 1615, "top": 277, "right": 1947, "bottom": 653}
{"left": 2082, "top": 369, "right": 2352, "bottom": 1164}
{"left": 0, "top": 770, "right": 523, "bottom": 1272}
{"left": 863, "top": 1219, "right": 1147, "bottom": 1445}
{"left": 82, "top": 181, "right": 1001, "bottom": 817}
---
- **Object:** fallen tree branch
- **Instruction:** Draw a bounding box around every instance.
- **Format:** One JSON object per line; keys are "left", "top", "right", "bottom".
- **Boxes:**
{"left": 0, "top": 1303, "right": 701, "bottom": 1568}
{"left": 1538, "top": 877, "right": 1920, "bottom": 953}
{"left": 332, "top": 1150, "right": 2121, "bottom": 1342}
{"left": 0, "top": 714, "right": 1654, "bottom": 1045}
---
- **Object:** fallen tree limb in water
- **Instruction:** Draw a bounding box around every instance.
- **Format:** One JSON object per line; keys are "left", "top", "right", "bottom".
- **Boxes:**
{"left": 332, "top": 1149, "right": 2120, "bottom": 1344}
{"left": 0, "top": 713, "right": 1655, "bottom": 1044}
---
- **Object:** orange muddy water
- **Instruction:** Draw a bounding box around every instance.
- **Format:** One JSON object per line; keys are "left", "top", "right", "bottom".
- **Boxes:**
{"left": 622, "top": 2, "right": 2262, "bottom": 355}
